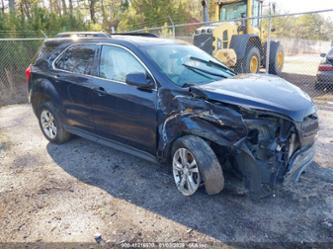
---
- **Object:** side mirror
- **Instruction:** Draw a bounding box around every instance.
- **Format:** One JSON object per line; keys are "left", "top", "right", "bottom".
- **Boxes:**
{"left": 238, "top": 13, "right": 247, "bottom": 33}
{"left": 126, "top": 72, "right": 154, "bottom": 89}
{"left": 320, "top": 53, "right": 327, "bottom": 58}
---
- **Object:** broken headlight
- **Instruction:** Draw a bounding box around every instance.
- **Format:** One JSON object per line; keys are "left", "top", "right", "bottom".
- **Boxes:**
{"left": 240, "top": 108, "right": 282, "bottom": 159}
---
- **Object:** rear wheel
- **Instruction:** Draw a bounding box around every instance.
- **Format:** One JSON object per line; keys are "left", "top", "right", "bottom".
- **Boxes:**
{"left": 171, "top": 135, "right": 224, "bottom": 196}
{"left": 38, "top": 102, "right": 71, "bottom": 144}
{"left": 268, "top": 42, "right": 284, "bottom": 75}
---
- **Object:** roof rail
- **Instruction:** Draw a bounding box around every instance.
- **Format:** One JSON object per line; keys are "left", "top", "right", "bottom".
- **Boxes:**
{"left": 111, "top": 32, "right": 158, "bottom": 38}
{"left": 55, "top": 32, "right": 111, "bottom": 38}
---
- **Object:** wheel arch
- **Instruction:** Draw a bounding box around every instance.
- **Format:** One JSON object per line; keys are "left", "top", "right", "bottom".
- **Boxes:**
{"left": 157, "top": 115, "right": 247, "bottom": 164}
{"left": 230, "top": 34, "right": 264, "bottom": 61}
{"left": 30, "top": 78, "right": 62, "bottom": 115}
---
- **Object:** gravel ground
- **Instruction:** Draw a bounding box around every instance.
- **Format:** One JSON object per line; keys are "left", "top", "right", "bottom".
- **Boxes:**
{"left": 0, "top": 103, "right": 333, "bottom": 247}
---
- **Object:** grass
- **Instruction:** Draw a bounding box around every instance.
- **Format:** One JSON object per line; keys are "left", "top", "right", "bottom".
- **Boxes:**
{"left": 0, "top": 71, "right": 28, "bottom": 107}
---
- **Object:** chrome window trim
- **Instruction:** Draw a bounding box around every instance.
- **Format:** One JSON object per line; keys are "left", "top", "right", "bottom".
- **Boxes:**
{"left": 51, "top": 42, "right": 157, "bottom": 90}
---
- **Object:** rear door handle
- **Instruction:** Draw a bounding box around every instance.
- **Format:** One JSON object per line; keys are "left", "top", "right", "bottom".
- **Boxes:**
{"left": 92, "top": 86, "right": 107, "bottom": 96}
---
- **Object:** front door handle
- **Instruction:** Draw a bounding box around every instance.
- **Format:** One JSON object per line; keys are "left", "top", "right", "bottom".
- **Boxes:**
{"left": 92, "top": 86, "right": 106, "bottom": 96}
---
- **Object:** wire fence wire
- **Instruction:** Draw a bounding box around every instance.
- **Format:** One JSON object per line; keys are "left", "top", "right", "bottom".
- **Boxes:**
{"left": 128, "top": 9, "right": 333, "bottom": 101}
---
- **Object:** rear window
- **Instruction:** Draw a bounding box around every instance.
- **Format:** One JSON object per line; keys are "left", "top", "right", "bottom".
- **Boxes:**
{"left": 34, "top": 43, "right": 60, "bottom": 65}
{"left": 54, "top": 45, "right": 97, "bottom": 75}
{"left": 34, "top": 41, "right": 71, "bottom": 68}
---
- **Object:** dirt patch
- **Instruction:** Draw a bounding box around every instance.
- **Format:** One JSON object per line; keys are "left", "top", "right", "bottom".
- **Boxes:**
{"left": 0, "top": 104, "right": 332, "bottom": 247}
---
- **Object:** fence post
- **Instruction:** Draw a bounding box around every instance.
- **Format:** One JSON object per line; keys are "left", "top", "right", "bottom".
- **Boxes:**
{"left": 168, "top": 16, "right": 175, "bottom": 39}
{"left": 265, "top": 15, "right": 272, "bottom": 74}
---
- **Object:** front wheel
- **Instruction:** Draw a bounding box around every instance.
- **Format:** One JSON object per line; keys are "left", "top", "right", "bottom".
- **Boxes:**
{"left": 236, "top": 46, "right": 261, "bottom": 74}
{"left": 171, "top": 136, "right": 224, "bottom": 196}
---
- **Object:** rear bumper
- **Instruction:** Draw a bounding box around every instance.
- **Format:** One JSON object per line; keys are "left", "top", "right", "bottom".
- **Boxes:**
{"left": 317, "top": 72, "right": 333, "bottom": 84}
{"left": 284, "top": 145, "right": 315, "bottom": 184}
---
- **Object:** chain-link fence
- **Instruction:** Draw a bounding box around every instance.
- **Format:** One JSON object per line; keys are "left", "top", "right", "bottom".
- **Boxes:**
{"left": 128, "top": 9, "right": 333, "bottom": 101}
{"left": 0, "top": 38, "right": 44, "bottom": 106}
{"left": 1, "top": 9, "right": 333, "bottom": 106}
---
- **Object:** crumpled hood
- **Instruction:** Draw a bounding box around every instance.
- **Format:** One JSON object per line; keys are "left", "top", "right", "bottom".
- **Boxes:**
{"left": 190, "top": 74, "right": 316, "bottom": 122}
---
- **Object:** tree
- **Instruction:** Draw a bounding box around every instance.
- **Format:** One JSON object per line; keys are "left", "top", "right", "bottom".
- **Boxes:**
{"left": 117, "top": 0, "right": 191, "bottom": 31}
{"left": 269, "top": 14, "right": 333, "bottom": 41}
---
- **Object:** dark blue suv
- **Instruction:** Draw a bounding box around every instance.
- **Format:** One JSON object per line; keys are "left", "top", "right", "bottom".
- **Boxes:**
{"left": 27, "top": 34, "right": 319, "bottom": 197}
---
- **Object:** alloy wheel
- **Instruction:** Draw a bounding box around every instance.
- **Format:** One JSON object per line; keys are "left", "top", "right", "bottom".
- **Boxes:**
{"left": 172, "top": 148, "right": 201, "bottom": 196}
{"left": 40, "top": 110, "right": 57, "bottom": 139}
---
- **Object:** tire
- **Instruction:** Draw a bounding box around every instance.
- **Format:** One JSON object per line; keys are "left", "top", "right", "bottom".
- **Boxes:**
{"left": 38, "top": 102, "right": 71, "bottom": 144}
{"left": 171, "top": 135, "right": 224, "bottom": 196}
{"left": 267, "top": 41, "right": 284, "bottom": 75}
{"left": 315, "top": 83, "right": 322, "bottom": 90}
{"left": 237, "top": 46, "right": 261, "bottom": 74}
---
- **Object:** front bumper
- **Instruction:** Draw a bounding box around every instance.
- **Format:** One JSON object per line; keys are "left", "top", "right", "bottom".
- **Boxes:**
{"left": 284, "top": 145, "right": 315, "bottom": 184}
{"left": 235, "top": 143, "right": 316, "bottom": 198}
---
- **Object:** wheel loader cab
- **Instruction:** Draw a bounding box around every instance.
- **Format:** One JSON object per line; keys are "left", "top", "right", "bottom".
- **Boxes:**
{"left": 216, "top": 0, "right": 262, "bottom": 35}
{"left": 193, "top": 0, "right": 284, "bottom": 75}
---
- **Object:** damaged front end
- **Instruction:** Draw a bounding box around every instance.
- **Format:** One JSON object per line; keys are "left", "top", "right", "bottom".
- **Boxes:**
{"left": 156, "top": 73, "right": 319, "bottom": 198}
{"left": 156, "top": 78, "right": 319, "bottom": 198}
{"left": 234, "top": 108, "right": 318, "bottom": 197}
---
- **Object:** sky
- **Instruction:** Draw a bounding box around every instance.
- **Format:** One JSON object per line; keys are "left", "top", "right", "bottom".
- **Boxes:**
{"left": 274, "top": 0, "right": 333, "bottom": 18}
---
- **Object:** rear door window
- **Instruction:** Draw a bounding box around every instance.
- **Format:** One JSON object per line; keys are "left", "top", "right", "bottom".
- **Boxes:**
{"left": 54, "top": 44, "right": 97, "bottom": 75}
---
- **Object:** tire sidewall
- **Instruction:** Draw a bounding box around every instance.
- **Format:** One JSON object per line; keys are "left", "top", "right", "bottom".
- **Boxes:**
{"left": 171, "top": 135, "right": 224, "bottom": 195}
{"left": 269, "top": 42, "right": 284, "bottom": 74}
{"left": 245, "top": 47, "right": 260, "bottom": 73}
{"left": 38, "top": 102, "right": 63, "bottom": 144}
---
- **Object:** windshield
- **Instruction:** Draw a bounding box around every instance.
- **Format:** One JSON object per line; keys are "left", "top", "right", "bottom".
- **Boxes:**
{"left": 328, "top": 48, "right": 333, "bottom": 57}
{"left": 220, "top": 1, "right": 247, "bottom": 21}
{"left": 143, "top": 44, "right": 235, "bottom": 87}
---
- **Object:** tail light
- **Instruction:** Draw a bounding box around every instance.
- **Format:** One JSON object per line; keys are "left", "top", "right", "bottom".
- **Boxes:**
{"left": 318, "top": 64, "right": 333, "bottom": 72}
{"left": 25, "top": 64, "right": 32, "bottom": 83}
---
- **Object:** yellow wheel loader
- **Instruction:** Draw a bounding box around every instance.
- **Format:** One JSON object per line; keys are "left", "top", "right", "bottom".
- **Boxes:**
{"left": 193, "top": 0, "right": 284, "bottom": 74}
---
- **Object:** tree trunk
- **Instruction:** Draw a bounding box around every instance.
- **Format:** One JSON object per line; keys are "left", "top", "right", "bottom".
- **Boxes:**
{"left": 8, "top": 0, "right": 15, "bottom": 14}
{"left": 22, "top": 0, "right": 31, "bottom": 19}
{"left": 68, "top": 0, "right": 73, "bottom": 16}
{"left": 101, "top": 0, "right": 107, "bottom": 24}
{"left": 89, "top": 0, "right": 97, "bottom": 23}
{"left": 1, "top": 0, "right": 5, "bottom": 15}
{"left": 55, "top": 0, "right": 62, "bottom": 16}
{"left": 61, "top": 0, "right": 67, "bottom": 15}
